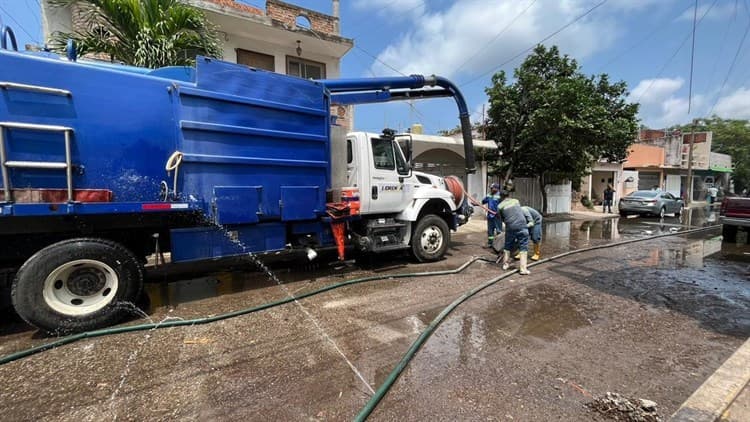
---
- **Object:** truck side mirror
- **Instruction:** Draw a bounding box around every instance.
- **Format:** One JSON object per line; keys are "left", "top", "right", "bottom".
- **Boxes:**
{"left": 396, "top": 134, "right": 413, "bottom": 178}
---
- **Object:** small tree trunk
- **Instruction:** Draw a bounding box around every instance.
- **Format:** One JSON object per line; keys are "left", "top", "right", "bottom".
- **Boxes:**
{"left": 539, "top": 173, "right": 548, "bottom": 215}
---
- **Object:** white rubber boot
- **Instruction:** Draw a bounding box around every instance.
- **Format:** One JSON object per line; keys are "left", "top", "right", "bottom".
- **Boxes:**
{"left": 519, "top": 251, "right": 530, "bottom": 275}
{"left": 499, "top": 250, "right": 511, "bottom": 270}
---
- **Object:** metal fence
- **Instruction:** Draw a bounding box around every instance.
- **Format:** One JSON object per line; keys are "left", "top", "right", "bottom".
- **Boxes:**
{"left": 488, "top": 176, "right": 543, "bottom": 210}
{"left": 487, "top": 175, "right": 570, "bottom": 213}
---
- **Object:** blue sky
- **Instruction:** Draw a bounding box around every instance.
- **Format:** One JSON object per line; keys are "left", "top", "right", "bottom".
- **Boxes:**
{"left": 3, "top": 0, "right": 750, "bottom": 134}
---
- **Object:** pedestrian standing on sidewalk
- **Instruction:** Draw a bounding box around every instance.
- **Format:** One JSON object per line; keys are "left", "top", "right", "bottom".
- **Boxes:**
{"left": 603, "top": 184, "right": 614, "bottom": 213}
{"left": 481, "top": 183, "right": 502, "bottom": 248}
{"left": 495, "top": 190, "right": 533, "bottom": 275}
{"left": 708, "top": 186, "right": 718, "bottom": 204}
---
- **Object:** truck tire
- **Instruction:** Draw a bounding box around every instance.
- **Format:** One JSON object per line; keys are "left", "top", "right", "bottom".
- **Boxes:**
{"left": 412, "top": 215, "right": 450, "bottom": 262}
{"left": 11, "top": 238, "right": 144, "bottom": 335}
{"left": 722, "top": 224, "right": 738, "bottom": 243}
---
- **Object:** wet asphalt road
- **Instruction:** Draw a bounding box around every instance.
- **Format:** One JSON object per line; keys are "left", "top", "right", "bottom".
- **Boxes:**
{"left": 0, "top": 207, "right": 748, "bottom": 421}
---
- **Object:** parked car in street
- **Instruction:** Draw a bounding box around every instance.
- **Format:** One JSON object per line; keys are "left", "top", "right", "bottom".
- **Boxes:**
{"left": 719, "top": 194, "right": 750, "bottom": 242}
{"left": 619, "top": 190, "right": 684, "bottom": 218}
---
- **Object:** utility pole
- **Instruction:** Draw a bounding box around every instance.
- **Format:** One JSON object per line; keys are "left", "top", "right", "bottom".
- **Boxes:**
{"left": 481, "top": 104, "right": 486, "bottom": 140}
{"left": 686, "top": 118, "right": 697, "bottom": 206}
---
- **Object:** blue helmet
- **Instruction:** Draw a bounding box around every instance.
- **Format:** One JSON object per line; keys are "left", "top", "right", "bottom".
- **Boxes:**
{"left": 490, "top": 183, "right": 500, "bottom": 191}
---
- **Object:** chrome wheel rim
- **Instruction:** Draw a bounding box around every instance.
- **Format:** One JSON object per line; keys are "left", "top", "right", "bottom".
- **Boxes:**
{"left": 420, "top": 225, "right": 444, "bottom": 254}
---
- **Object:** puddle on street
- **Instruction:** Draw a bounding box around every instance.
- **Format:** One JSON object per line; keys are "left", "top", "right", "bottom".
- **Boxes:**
{"left": 409, "top": 230, "right": 749, "bottom": 378}
{"left": 419, "top": 285, "right": 590, "bottom": 360}
{"left": 541, "top": 205, "right": 723, "bottom": 252}
{"left": 144, "top": 272, "right": 262, "bottom": 311}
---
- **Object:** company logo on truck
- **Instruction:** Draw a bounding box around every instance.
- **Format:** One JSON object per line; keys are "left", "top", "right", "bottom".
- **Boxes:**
{"left": 381, "top": 184, "right": 404, "bottom": 192}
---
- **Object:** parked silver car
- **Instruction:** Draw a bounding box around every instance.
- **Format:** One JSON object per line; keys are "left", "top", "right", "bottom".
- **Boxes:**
{"left": 619, "top": 190, "right": 684, "bottom": 218}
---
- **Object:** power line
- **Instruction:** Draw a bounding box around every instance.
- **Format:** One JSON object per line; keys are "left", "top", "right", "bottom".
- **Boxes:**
{"left": 633, "top": 0, "right": 719, "bottom": 104}
{"left": 708, "top": 19, "right": 750, "bottom": 116}
{"left": 703, "top": 0, "right": 737, "bottom": 94}
{"left": 459, "top": 0, "right": 608, "bottom": 87}
{"left": 24, "top": 0, "right": 41, "bottom": 29}
{"left": 351, "top": 41, "right": 440, "bottom": 132}
{"left": 452, "top": 0, "right": 538, "bottom": 76}
{"left": 0, "top": 3, "right": 40, "bottom": 44}
{"left": 687, "top": 0, "right": 698, "bottom": 113}
{"left": 595, "top": 3, "right": 696, "bottom": 73}
{"left": 354, "top": 44, "right": 406, "bottom": 76}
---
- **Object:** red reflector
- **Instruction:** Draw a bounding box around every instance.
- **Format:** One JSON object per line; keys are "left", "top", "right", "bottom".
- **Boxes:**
{"left": 142, "top": 203, "right": 172, "bottom": 210}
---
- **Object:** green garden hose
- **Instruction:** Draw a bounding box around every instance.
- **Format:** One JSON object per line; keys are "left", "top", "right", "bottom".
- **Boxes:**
{"left": 0, "top": 257, "right": 482, "bottom": 366}
{"left": 354, "top": 225, "right": 720, "bottom": 421}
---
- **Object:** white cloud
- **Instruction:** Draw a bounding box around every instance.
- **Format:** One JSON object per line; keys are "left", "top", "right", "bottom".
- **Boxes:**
{"left": 635, "top": 84, "right": 750, "bottom": 128}
{"left": 628, "top": 76, "right": 718, "bottom": 127}
{"left": 629, "top": 77, "right": 684, "bottom": 104}
{"left": 657, "top": 95, "right": 706, "bottom": 127}
{"left": 677, "top": 3, "right": 735, "bottom": 21}
{"left": 360, "top": 0, "right": 621, "bottom": 79}
{"left": 609, "top": 0, "right": 673, "bottom": 12}
{"left": 713, "top": 88, "right": 750, "bottom": 119}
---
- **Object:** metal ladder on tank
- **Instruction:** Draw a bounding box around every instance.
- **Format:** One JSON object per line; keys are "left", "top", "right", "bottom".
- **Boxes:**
{"left": 0, "top": 82, "right": 75, "bottom": 203}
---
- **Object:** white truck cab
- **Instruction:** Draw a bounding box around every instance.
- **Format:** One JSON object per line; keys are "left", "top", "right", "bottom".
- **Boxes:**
{"left": 342, "top": 129, "right": 471, "bottom": 261}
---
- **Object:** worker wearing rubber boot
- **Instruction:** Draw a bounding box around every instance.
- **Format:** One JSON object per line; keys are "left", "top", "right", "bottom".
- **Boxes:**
{"left": 517, "top": 206, "right": 542, "bottom": 261}
{"left": 495, "top": 190, "right": 533, "bottom": 275}
{"left": 481, "top": 183, "right": 502, "bottom": 248}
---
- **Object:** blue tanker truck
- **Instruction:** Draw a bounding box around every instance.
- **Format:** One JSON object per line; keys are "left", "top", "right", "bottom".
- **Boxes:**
{"left": 0, "top": 26, "right": 476, "bottom": 333}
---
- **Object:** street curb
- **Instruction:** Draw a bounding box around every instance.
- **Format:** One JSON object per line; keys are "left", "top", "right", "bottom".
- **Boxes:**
{"left": 670, "top": 336, "right": 750, "bottom": 421}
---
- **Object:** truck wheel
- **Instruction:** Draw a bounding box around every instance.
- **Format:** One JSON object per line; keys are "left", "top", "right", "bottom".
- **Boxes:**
{"left": 722, "top": 225, "right": 738, "bottom": 243}
{"left": 412, "top": 215, "right": 450, "bottom": 262}
{"left": 11, "top": 238, "right": 144, "bottom": 334}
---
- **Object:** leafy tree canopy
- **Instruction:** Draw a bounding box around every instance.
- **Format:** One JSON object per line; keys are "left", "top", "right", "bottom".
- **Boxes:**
{"left": 49, "top": 0, "right": 222, "bottom": 68}
{"left": 485, "top": 45, "right": 639, "bottom": 187}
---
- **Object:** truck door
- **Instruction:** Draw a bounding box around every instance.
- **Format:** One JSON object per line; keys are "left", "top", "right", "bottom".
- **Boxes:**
{"left": 366, "top": 136, "right": 412, "bottom": 214}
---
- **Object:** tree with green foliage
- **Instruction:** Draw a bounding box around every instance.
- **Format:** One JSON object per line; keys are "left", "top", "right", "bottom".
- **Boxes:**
{"left": 49, "top": 0, "right": 222, "bottom": 68}
{"left": 485, "top": 45, "right": 639, "bottom": 212}
{"left": 677, "top": 117, "right": 750, "bottom": 193}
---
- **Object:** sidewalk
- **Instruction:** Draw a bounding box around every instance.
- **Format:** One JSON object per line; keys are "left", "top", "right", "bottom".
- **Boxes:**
{"left": 670, "top": 337, "right": 750, "bottom": 421}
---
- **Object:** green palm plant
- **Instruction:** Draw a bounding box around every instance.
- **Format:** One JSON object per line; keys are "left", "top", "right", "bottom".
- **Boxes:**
{"left": 49, "top": 0, "right": 222, "bottom": 68}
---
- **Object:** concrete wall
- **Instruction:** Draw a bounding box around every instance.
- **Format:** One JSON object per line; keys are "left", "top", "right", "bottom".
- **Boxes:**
{"left": 511, "top": 178, "right": 571, "bottom": 214}
{"left": 545, "top": 183, "right": 572, "bottom": 214}
{"left": 624, "top": 144, "right": 665, "bottom": 168}
{"left": 266, "top": 0, "right": 339, "bottom": 35}
{"left": 467, "top": 162, "right": 488, "bottom": 216}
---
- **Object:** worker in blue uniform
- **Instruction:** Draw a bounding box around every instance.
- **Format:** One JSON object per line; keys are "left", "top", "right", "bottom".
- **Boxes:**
{"left": 481, "top": 183, "right": 503, "bottom": 247}
{"left": 521, "top": 206, "right": 543, "bottom": 261}
{"left": 495, "top": 190, "right": 533, "bottom": 275}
